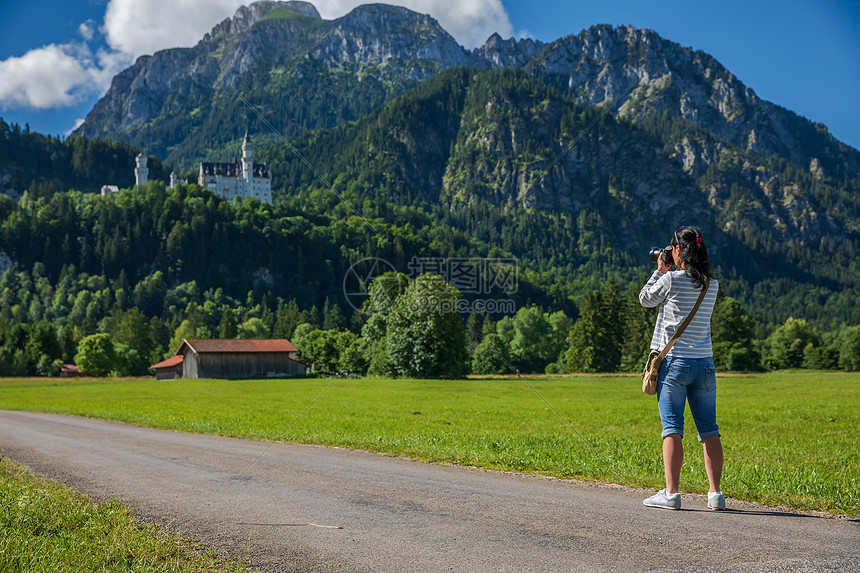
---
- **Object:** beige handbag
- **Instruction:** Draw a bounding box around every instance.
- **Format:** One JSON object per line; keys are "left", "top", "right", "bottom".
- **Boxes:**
{"left": 642, "top": 278, "right": 709, "bottom": 395}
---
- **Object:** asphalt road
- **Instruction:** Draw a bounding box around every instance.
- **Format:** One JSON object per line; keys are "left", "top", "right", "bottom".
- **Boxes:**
{"left": 1, "top": 410, "right": 857, "bottom": 572}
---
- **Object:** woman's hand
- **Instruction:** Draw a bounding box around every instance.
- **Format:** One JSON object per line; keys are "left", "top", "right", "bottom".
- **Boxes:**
{"left": 657, "top": 255, "right": 671, "bottom": 274}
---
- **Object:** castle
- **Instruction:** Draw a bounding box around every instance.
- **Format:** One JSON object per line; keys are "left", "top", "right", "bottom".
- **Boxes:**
{"left": 124, "top": 134, "right": 272, "bottom": 204}
{"left": 135, "top": 152, "right": 148, "bottom": 185}
{"left": 198, "top": 133, "right": 272, "bottom": 204}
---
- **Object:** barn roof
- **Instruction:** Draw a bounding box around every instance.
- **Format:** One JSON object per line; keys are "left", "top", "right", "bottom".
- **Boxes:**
{"left": 179, "top": 339, "right": 299, "bottom": 355}
{"left": 150, "top": 355, "right": 184, "bottom": 369}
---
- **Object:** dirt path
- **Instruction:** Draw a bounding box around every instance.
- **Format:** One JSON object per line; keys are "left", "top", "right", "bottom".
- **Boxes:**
{"left": 1, "top": 410, "right": 857, "bottom": 572}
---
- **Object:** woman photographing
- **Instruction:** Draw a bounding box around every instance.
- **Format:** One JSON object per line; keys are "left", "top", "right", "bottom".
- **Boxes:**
{"left": 639, "top": 225, "right": 724, "bottom": 510}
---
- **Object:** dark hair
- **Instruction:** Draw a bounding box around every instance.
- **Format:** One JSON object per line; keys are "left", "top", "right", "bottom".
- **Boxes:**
{"left": 671, "top": 225, "right": 716, "bottom": 289}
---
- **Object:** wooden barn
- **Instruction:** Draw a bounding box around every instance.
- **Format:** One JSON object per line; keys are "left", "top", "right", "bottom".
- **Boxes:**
{"left": 150, "top": 339, "right": 307, "bottom": 380}
{"left": 149, "top": 355, "right": 184, "bottom": 380}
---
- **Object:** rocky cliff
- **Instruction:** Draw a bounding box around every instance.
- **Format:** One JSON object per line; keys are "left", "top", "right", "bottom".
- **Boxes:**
{"left": 75, "top": 1, "right": 474, "bottom": 162}
{"left": 76, "top": 1, "right": 859, "bottom": 186}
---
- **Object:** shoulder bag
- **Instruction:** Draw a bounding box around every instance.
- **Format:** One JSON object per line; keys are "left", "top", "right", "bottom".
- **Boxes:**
{"left": 642, "top": 278, "right": 710, "bottom": 395}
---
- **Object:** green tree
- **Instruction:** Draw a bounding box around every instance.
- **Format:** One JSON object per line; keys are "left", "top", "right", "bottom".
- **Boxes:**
{"left": 339, "top": 336, "right": 370, "bottom": 375}
{"left": 471, "top": 333, "right": 512, "bottom": 375}
{"left": 110, "top": 308, "right": 155, "bottom": 364}
{"left": 802, "top": 344, "right": 838, "bottom": 370}
{"left": 366, "top": 336, "right": 395, "bottom": 376}
{"left": 322, "top": 298, "right": 346, "bottom": 331}
{"left": 385, "top": 274, "right": 469, "bottom": 378}
{"left": 495, "top": 316, "right": 516, "bottom": 347}
{"left": 711, "top": 297, "right": 761, "bottom": 371}
{"left": 836, "top": 326, "right": 860, "bottom": 371}
{"left": 219, "top": 308, "right": 238, "bottom": 339}
{"left": 465, "top": 312, "right": 482, "bottom": 353}
{"left": 595, "top": 281, "right": 626, "bottom": 372}
{"left": 273, "top": 299, "right": 302, "bottom": 339}
{"left": 133, "top": 271, "right": 167, "bottom": 316}
{"left": 360, "top": 272, "right": 410, "bottom": 340}
{"left": 25, "top": 321, "right": 62, "bottom": 376}
{"left": 166, "top": 320, "right": 197, "bottom": 358}
{"left": 563, "top": 284, "right": 626, "bottom": 373}
{"left": 510, "top": 306, "right": 554, "bottom": 373}
{"left": 547, "top": 310, "right": 572, "bottom": 359}
{"left": 298, "top": 328, "right": 357, "bottom": 374}
{"left": 619, "top": 283, "right": 657, "bottom": 372}
{"left": 113, "top": 343, "right": 149, "bottom": 376}
{"left": 74, "top": 333, "right": 117, "bottom": 376}
{"left": 291, "top": 323, "right": 315, "bottom": 362}
{"left": 563, "top": 292, "right": 600, "bottom": 372}
{"left": 763, "top": 317, "right": 821, "bottom": 370}
{"left": 237, "top": 317, "right": 270, "bottom": 339}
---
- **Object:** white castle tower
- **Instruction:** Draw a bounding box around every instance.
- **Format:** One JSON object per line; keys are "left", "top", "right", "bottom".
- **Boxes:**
{"left": 242, "top": 131, "right": 253, "bottom": 184}
{"left": 135, "top": 152, "right": 149, "bottom": 186}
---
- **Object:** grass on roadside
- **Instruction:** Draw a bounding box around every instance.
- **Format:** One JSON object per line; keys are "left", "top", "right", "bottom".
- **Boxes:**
{"left": 0, "top": 371, "right": 857, "bottom": 516}
{"left": 0, "top": 457, "right": 253, "bottom": 573}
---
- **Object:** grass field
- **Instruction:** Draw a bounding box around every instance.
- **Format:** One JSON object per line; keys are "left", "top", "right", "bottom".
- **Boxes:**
{"left": 0, "top": 371, "right": 857, "bottom": 517}
{"left": 0, "top": 457, "right": 252, "bottom": 572}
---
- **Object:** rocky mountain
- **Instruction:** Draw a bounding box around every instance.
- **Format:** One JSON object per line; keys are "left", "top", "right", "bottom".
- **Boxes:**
{"left": 529, "top": 25, "right": 859, "bottom": 181}
{"left": 250, "top": 63, "right": 859, "bottom": 325}
{"left": 66, "top": 1, "right": 860, "bottom": 325}
{"left": 75, "top": 2, "right": 859, "bottom": 178}
{"left": 75, "top": 1, "right": 476, "bottom": 166}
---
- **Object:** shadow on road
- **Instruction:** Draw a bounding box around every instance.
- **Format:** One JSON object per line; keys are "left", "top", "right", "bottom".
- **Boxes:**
{"left": 677, "top": 507, "right": 830, "bottom": 519}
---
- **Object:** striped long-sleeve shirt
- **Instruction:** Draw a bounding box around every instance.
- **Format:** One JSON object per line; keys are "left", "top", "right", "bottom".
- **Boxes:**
{"left": 639, "top": 270, "right": 719, "bottom": 358}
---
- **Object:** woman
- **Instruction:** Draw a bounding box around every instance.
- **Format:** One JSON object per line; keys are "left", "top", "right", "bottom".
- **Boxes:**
{"left": 639, "top": 225, "right": 724, "bottom": 510}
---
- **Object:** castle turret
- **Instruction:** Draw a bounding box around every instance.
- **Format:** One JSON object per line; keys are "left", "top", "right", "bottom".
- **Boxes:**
{"left": 135, "top": 152, "right": 149, "bottom": 186}
{"left": 241, "top": 131, "right": 253, "bottom": 184}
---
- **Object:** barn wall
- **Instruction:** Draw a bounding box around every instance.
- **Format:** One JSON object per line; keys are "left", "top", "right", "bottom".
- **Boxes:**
{"left": 196, "top": 352, "right": 306, "bottom": 379}
{"left": 183, "top": 351, "right": 199, "bottom": 379}
{"left": 155, "top": 366, "right": 182, "bottom": 380}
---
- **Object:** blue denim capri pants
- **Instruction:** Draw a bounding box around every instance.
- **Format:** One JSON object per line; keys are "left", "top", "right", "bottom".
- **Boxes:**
{"left": 657, "top": 356, "right": 721, "bottom": 442}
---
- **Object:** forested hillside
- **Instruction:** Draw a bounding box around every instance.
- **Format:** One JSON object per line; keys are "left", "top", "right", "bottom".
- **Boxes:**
{"left": 260, "top": 68, "right": 860, "bottom": 328}
{"left": 0, "top": 119, "right": 169, "bottom": 198}
{"left": 3, "top": 2, "right": 860, "bottom": 377}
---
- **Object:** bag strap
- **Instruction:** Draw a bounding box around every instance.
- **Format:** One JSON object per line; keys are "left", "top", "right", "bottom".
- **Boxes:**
{"left": 655, "top": 277, "right": 710, "bottom": 363}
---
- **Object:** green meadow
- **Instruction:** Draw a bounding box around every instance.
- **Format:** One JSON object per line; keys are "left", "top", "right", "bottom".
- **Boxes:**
{"left": 1, "top": 371, "right": 857, "bottom": 516}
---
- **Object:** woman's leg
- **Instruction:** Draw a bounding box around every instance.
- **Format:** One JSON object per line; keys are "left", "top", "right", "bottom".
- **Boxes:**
{"left": 663, "top": 433, "right": 683, "bottom": 493}
{"left": 657, "top": 357, "right": 690, "bottom": 492}
{"left": 703, "top": 436, "right": 723, "bottom": 492}
{"left": 688, "top": 358, "right": 722, "bottom": 492}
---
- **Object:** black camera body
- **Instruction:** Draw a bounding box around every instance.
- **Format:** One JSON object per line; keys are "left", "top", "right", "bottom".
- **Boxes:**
{"left": 649, "top": 245, "right": 674, "bottom": 266}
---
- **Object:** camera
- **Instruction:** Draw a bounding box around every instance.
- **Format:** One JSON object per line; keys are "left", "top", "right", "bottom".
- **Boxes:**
{"left": 649, "top": 245, "right": 674, "bottom": 266}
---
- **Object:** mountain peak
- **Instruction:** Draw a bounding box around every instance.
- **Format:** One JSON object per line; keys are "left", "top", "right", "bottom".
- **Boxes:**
{"left": 204, "top": 1, "right": 321, "bottom": 41}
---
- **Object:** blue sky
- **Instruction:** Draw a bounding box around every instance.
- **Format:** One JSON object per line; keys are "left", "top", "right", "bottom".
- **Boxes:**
{"left": 1, "top": 0, "right": 858, "bottom": 149}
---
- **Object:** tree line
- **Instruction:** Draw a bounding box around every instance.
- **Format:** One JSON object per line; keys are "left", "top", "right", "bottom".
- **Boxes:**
{"left": 290, "top": 273, "right": 860, "bottom": 378}
{"left": 3, "top": 259, "right": 859, "bottom": 378}
{"left": 1, "top": 177, "right": 858, "bottom": 377}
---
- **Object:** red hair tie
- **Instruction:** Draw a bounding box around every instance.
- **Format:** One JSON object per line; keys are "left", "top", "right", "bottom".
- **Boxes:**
{"left": 696, "top": 235, "right": 703, "bottom": 246}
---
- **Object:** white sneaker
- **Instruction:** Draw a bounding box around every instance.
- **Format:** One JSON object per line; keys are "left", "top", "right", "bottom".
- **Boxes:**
{"left": 643, "top": 489, "right": 681, "bottom": 509}
{"left": 708, "top": 491, "right": 726, "bottom": 510}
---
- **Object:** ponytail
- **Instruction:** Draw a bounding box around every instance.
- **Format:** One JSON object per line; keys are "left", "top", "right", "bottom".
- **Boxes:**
{"left": 672, "top": 226, "right": 716, "bottom": 289}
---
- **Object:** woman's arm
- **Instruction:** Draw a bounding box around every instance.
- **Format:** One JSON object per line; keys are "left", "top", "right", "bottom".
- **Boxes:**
{"left": 639, "top": 270, "right": 671, "bottom": 308}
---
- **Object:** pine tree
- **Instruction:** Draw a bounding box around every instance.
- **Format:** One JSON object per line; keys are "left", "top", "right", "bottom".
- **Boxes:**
{"left": 323, "top": 297, "right": 346, "bottom": 330}
{"left": 219, "top": 308, "right": 238, "bottom": 339}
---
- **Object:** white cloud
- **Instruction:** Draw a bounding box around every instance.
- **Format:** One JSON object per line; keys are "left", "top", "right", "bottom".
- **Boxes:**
{"left": 65, "top": 118, "right": 86, "bottom": 138}
{"left": 313, "top": 0, "right": 513, "bottom": 47}
{"left": 0, "top": 44, "right": 103, "bottom": 109}
{"left": 103, "top": 0, "right": 246, "bottom": 59}
{"left": 1, "top": 0, "right": 513, "bottom": 111}
{"left": 100, "top": 0, "right": 513, "bottom": 58}
{"left": 79, "top": 20, "right": 96, "bottom": 41}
